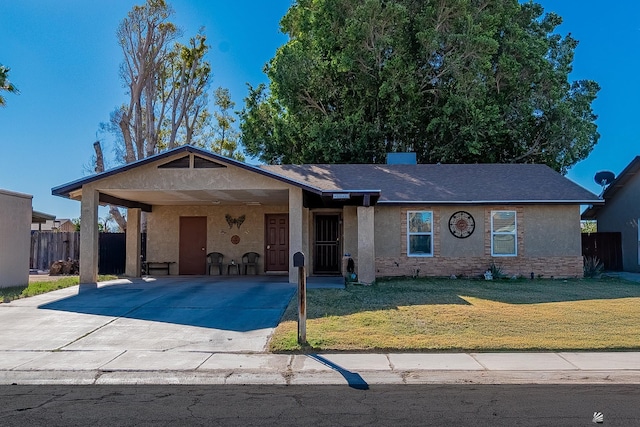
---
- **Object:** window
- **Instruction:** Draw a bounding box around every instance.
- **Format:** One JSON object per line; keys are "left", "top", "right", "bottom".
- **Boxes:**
{"left": 491, "top": 211, "right": 517, "bottom": 256}
{"left": 407, "top": 211, "right": 433, "bottom": 256}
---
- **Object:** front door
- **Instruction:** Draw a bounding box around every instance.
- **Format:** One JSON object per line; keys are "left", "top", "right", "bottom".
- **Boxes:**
{"left": 265, "top": 214, "right": 288, "bottom": 272}
{"left": 179, "top": 216, "right": 207, "bottom": 274}
{"left": 314, "top": 214, "right": 341, "bottom": 274}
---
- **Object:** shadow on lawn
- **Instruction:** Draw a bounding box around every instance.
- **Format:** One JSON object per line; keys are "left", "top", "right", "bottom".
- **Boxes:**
{"left": 298, "top": 277, "right": 640, "bottom": 319}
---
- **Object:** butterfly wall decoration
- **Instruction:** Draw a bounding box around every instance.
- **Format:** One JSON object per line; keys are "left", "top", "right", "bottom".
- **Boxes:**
{"left": 225, "top": 214, "right": 246, "bottom": 229}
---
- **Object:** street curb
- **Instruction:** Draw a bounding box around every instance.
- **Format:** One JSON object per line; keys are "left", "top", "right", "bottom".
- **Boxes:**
{"left": 2, "top": 369, "right": 640, "bottom": 386}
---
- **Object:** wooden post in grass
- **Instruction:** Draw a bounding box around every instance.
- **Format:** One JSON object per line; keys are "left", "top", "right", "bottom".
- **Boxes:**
{"left": 293, "top": 251, "right": 306, "bottom": 345}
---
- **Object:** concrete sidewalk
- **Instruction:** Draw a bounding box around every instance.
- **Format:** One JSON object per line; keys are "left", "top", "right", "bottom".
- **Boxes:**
{"left": 1, "top": 350, "right": 639, "bottom": 386}
{"left": 2, "top": 277, "right": 639, "bottom": 386}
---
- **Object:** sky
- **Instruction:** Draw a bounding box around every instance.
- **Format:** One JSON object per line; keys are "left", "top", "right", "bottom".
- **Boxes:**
{"left": 1, "top": 1, "right": 638, "bottom": 221}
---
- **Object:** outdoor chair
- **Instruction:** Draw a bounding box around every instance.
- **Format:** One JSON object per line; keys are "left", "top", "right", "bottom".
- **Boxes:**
{"left": 207, "top": 252, "right": 224, "bottom": 275}
{"left": 242, "top": 252, "right": 260, "bottom": 275}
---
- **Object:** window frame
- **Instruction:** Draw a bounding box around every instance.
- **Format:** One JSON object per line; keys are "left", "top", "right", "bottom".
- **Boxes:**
{"left": 407, "top": 210, "right": 434, "bottom": 257}
{"left": 491, "top": 210, "right": 517, "bottom": 257}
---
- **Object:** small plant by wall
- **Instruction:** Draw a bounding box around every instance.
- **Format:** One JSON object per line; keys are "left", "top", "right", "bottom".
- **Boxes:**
{"left": 583, "top": 256, "right": 604, "bottom": 278}
{"left": 489, "top": 262, "right": 506, "bottom": 279}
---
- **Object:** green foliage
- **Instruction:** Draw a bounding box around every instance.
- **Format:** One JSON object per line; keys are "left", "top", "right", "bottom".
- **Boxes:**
{"left": 0, "top": 64, "right": 19, "bottom": 107}
{"left": 581, "top": 220, "right": 597, "bottom": 233}
{"left": 208, "top": 87, "right": 244, "bottom": 161}
{"left": 241, "top": 0, "right": 599, "bottom": 171}
{"left": 583, "top": 256, "right": 604, "bottom": 278}
{"left": 0, "top": 276, "right": 118, "bottom": 303}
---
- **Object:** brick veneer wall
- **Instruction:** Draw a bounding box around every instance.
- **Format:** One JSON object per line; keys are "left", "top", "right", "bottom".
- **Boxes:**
{"left": 375, "top": 255, "right": 584, "bottom": 279}
{"left": 375, "top": 205, "right": 583, "bottom": 279}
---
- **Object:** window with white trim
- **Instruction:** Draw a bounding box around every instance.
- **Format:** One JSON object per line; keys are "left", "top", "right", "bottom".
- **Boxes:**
{"left": 407, "top": 211, "right": 433, "bottom": 256}
{"left": 491, "top": 210, "right": 517, "bottom": 256}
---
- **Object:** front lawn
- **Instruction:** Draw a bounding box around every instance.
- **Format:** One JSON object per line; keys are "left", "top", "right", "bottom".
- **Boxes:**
{"left": 0, "top": 275, "right": 117, "bottom": 303}
{"left": 269, "top": 277, "right": 640, "bottom": 352}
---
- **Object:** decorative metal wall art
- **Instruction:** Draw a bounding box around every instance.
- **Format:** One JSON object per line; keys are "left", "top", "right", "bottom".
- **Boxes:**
{"left": 225, "top": 214, "right": 246, "bottom": 229}
{"left": 448, "top": 211, "right": 475, "bottom": 238}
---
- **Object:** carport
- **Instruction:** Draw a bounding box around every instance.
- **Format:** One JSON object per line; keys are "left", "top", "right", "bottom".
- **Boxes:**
{"left": 52, "top": 145, "right": 378, "bottom": 288}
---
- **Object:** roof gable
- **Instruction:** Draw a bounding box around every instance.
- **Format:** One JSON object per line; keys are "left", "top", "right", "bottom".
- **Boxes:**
{"left": 51, "top": 146, "right": 326, "bottom": 199}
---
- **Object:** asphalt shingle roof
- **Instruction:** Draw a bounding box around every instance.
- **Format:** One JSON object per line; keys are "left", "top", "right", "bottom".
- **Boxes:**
{"left": 262, "top": 163, "right": 600, "bottom": 204}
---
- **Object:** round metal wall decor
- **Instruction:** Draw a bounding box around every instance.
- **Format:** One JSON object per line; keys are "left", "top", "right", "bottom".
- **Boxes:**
{"left": 448, "top": 211, "right": 475, "bottom": 238}
{"left": 231, "top": 235, "right": 240, "bottom": 245}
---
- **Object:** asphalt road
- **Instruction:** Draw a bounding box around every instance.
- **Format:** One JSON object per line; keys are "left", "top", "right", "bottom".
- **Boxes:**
{"left": 1, "top": 384, "right": 638, "bottom": 426}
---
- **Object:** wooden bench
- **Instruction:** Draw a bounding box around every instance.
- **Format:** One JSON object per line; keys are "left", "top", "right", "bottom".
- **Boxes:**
{"left": 142, "top": 261, "right": 175, "bottom": 275}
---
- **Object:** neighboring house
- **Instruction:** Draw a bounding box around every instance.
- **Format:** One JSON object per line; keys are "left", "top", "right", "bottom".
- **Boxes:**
{"left": 32, "top": 211, "right": 56, "bottom": 231}
{"left": 582, "top": 156, "right": 640, "bottom": 272}
{"left": 52, "top": 145, "right": 601, "bottom": 285}
{"left": 31, "top": 218, "right": 74, "bottom": 232}
{"left": 0, "top": 189, "right": 32, "bottom": 287}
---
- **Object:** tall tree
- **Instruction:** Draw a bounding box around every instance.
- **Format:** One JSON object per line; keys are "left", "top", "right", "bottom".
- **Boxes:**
{"left": 240, "top": 0, "right": 599, "bottom": 173}
{"left": 210, "top": 87, "right": 244, "bottom": 161}
{"left": 94, "top": 0, "right": 240, "bottom": 230}
{"left": 0, "top": 64, "right": 19, "bottom": 107}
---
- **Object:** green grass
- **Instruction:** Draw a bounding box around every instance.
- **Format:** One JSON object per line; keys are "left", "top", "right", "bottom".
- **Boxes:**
{"left": 0, "top": 275, "right": 118, "bottom": 303}
{"left": 269, "top": 276, "right": 640, "bottom": 352}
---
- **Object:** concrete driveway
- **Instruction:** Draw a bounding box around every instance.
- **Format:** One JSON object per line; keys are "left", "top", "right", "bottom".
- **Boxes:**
{"left": 0, "top": 276, "right": 296, "bottom": 354}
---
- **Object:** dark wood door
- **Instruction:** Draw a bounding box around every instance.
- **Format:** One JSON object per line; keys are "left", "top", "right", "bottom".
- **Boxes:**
{"left": 179, "top": 216, "right": 207, "bottom": 275}
{"left": 314, "top": 214, "right": 341, "bottom": 274}
{"left": 265, "top": 214, "right": 288, "bottom": 272}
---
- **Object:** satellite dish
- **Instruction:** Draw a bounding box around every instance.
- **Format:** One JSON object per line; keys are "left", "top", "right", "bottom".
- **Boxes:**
{"left": 594, "top": 171, "right": 615, "bottom": 187}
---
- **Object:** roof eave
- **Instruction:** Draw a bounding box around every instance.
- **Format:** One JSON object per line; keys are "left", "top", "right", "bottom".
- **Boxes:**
{"left": 379, "top": 199, "right": 604, "bottom": 205}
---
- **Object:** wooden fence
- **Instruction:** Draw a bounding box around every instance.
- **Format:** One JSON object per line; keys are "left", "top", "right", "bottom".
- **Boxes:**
{"left": 581, "top": 232, "right": 623, "bottom": 271}
{"left": 30, "top": 231, "right": 80, "bottom": 271}
{"left": 30, "top": 231, "right": 144, "bottom": 275}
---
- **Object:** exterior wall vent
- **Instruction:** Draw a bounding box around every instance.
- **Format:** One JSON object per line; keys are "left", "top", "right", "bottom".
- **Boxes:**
{"left": 386, "top": 152, "right": 417, "bottom": 165}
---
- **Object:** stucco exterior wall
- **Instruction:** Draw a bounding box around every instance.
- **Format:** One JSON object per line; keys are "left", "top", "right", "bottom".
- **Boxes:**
{"left": 439, "top": 206, "right": 485, "bottom": 257}
{"left": 0, "top": 189, "right": 32, "bottom": 287}
{"left": 374, "top": 204, "right": 583, "bottom": 279}
{"left": 596, "top": 172, "right": 640, "bottom": 272}
{"left": 147, "top": 204, "right": 288, "bottom": 275}
{"left": 343, "top": 206, "right": 358, "bottom": 259}
{"left": 374, "top": 206, "right": 401, "bottom": 257}
{"left": 524, "top": 205, "right": 582, "bottom": 257}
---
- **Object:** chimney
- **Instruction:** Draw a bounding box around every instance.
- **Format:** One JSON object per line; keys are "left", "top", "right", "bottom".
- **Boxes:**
{"left": 386, "top": 152, "right": 417, "bottom": 165}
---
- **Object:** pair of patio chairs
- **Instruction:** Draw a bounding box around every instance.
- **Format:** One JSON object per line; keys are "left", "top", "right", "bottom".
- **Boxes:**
{"left": 207, "top": 251, "right": 260, "bottom": 275}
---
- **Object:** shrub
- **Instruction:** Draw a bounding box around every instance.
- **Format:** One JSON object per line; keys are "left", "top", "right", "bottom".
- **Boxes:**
{"left": 583, "top": 256, "right": 604, "bottom": 278}
{"left": 489, "top": 263, "right": 506, "bottom": 279}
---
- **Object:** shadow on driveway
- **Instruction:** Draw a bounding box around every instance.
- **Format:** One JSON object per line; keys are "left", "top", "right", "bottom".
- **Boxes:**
{"left": 39, "top": 276, "right": 296, "bottom": 332}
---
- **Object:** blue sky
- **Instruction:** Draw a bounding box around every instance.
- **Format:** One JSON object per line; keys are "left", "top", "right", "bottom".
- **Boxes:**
{"left": 0, "top": 1, "right": 638, "bottom": 220}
